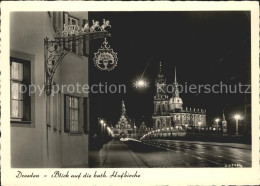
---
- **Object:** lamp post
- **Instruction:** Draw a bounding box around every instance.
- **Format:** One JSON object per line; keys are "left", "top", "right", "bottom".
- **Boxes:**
{"left": 99, "top": 119, "right": 106, "bottom": 137}
{"left": 107, "top": 126, "right": 112, "bottom": 139}
{"left": 234, "top": 114, "right": 241, "bottom": 135}
{"left": 215, "top": 118, "right": 220, "bottom": 133}
{"left": 198, "top": 122, "right": 202, "bottom": 132}
{"left": 100, "top": 119, "right": 104, "bottom": 135}
{"left": 134, "top": 125, "right": 137, "bottom": 139}
{"left": 103, "top": 122, "right": 106, "bottom": 137}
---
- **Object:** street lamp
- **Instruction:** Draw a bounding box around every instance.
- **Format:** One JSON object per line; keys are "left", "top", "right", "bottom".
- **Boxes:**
{"left": 107, "top": 126, "right": 113, "bottom": 138}
{"left": 170, "top": 126, "right": 173, "bottom": 139}
{"left": 234, "top": 114, "right": 241, "bottom": 135}
{"left": 103, "top": 123, "right": 107, "bottom": 135}
{"left": 133, "top": 59, "right": 151, "bottom": 89}
{"left": 215, "top": 118, "right": 220, "bottom": 133}
{"left": 198, "top": 122, "right": 202, "bottom": 132}
{"left": 134, "top": 79, "right": 149, "bottom": 88}
{"left": 99, "top": 119, "right": 106, "bottom": 137}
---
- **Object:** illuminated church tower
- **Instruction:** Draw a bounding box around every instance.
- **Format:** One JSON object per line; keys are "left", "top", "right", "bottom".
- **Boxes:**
{"left": 153, "top": 62, "right": 169, "bottom": 115}
{"left": 152, "top": 62, "right": 171, "bottom": 130}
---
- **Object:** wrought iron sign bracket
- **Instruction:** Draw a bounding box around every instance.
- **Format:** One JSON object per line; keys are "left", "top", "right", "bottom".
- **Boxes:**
{"left": 44, "top": 21, "right": 111, "bottom": 95}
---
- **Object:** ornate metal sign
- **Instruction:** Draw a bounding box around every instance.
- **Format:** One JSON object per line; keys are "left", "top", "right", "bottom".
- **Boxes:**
{"left": 93, "top": 38, "right": 118, "bottom": 71}
{"left": 54, "top": 19, "right": 111, "bottom": 38}
{"left": 44, "top": 19, "right": 112, "bottom": 95}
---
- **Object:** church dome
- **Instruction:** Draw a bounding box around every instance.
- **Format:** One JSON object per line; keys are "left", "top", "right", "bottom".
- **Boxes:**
{"left": 169, "top": 97, "right": 183, "bottom": 104}
{"left": 169, "top": 97, "right": 183, "bottom": 111}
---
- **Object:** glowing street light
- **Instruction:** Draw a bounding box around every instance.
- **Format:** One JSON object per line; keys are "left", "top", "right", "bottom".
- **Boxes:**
{"left": 198, "top": 122, "right": 202, "bottom": 132}
{"left": 99, "top": 119, "right": 106, "bottom": 136}
{"left": 133, "top": 79, "right": 149, "bottom": 89}
{"left": 234, "top": 114, "right": 241, "bottom": 120}
{"left": 234, "top": 114, "right": 242, "bottom": 135}
{"left": 215, "top": 118, "right": 220, "bottom": 133}
{"left": 137, "top": 79, "right": 145, "bottom": 86}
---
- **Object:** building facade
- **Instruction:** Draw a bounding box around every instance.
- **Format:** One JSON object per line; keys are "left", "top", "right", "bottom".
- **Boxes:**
{"left": 152, "top": 63, "right": 206, "bottom": 131}
{"left": 112, "top": 100, "right": 134, "bottom": 138}
{"left": 10, "top": 12, "right": 90, "bottom": 167}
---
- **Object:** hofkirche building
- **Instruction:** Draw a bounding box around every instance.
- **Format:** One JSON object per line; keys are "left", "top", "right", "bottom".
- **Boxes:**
{"left": 152, "top": 63, "right": 207, "bottom": 130}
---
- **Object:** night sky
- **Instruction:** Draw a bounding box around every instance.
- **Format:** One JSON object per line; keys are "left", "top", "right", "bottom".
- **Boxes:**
{"left": 88, "top": 11, "right": 251, "bottom": 134}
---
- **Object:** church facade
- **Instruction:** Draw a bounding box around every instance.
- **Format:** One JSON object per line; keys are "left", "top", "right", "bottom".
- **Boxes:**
{"left": 152, "top": 63, "right": 206, "bottom": 131}
{"left": 112, "top": 100, "right": 134, "bottom": 138}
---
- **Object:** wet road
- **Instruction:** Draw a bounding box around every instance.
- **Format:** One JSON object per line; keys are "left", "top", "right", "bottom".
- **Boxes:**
{"left": 89, "top": 139, "right": 251, "bottom": 168}
{"left": 127, "top": 139, "right": 251, "bottom": 167}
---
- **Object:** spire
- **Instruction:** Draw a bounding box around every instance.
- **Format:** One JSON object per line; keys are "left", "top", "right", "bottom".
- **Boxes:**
{"left": 121, "top": 100, "right": 126, "bottom": 114}
{"left": 156, "top": 61, "right": 165, "bottom": 83}
{"left": 173, "top": 66, "right": 179, "bottom": 97}
{"left": 155, "top": 61, "right": 167, "bottom": 101}
{"left": 159, "top": 62, "right": 162, "bottom": 74}
{"left": 174, "top": 66, "right": 177, "bottom": 83}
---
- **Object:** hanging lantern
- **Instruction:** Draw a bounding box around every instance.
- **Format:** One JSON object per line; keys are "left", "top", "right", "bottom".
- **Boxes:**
{"left": 93, "top": 38, "right": 118, "bottom": 71}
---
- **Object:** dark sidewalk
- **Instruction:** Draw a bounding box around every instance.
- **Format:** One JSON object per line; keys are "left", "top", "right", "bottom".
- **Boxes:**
{"left": 89, "top": 140, "right": 146, "bottom": 168}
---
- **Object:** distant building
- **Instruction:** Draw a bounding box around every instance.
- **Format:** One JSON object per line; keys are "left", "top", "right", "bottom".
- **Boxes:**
{"left": 152, "top": 63, "right": 206, "bottom": 131}
{"left": 112, "top": 100, "right": 134, "bottom": 138}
